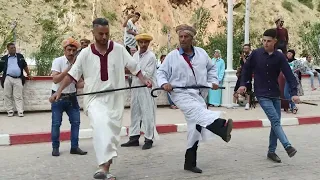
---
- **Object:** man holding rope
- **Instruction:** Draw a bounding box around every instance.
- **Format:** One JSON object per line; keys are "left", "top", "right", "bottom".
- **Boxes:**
{"left": 157, "top": 24, "right": 233, "bottom": 173}
{"left": 121, "top": 33, "right": 159, "bottom": 150}
{"left": 49, "top": 18, "right": 151, "bottom": 180}
{"left": 238, "top": 29, "right": 299, "bottom": 163}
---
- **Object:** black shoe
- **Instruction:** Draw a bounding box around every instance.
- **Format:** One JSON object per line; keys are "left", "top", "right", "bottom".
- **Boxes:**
{"left": 285, "top": 146, "right": 297, "bottom": 158}
{"left": 121, "top": 135, "right": 140, "bottom": 147}
{"left": 267, "top": 152, "right": 281, "bottom": 163}
{"left": 70, "top": 147, "right": 88, "bottom": 155}
{"left": 142, "top": 139, "right": 153, "bottom": 150}
{"left": 222, "top": 119, "right": 233, "bottom": 142}
{"left": 52, "top": 148, "right": 60, "bottom": 157}
{"left": 184, "top": 165, "right": 203, "bottom": 173}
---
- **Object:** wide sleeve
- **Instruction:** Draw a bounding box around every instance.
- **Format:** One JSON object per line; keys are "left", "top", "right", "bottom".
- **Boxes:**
{"left": 68, "top": 50, "right": 84, "bottom": 82}
{"left": 280, "top": 54, "right": 298, "bottom": 96}
{"left": 218, "top": 59, "right": 226, "bottom": 82}
{"left": 141, "top": 54, "right": 157, "bottom": 79}
{"left": 157, "top": 54, "right": 172, "bottom": 87}
{"left": 123, "top": 46, "right": 141, "bottom": 75}
{"left": 206, "top": 55, "right": 219, "bottom": 85}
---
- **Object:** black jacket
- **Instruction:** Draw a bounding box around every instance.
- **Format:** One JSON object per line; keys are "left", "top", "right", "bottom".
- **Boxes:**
{"left": 0, "top": 53, "right": 27, "bottom": 88}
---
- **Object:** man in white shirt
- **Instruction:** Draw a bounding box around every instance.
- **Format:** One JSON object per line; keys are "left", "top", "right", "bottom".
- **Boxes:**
{"left": 50, "top": 38, "right": 87, "bottom": 157}
{"left": 121, "top": 33, "right": 159, "bottom": 150}
{"left": 49, "top": 18, "right": 151, "bottom": 180}
{"left": 123, "top": 12, "right": 140, "bottom": 53}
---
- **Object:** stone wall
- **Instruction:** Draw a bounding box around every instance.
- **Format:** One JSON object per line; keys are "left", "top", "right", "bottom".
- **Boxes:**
{"left": 0, "top": 76, "right": 169, "bottom": 112}
{"left": 0, "top": 75, "right": 318, "bottom": 112}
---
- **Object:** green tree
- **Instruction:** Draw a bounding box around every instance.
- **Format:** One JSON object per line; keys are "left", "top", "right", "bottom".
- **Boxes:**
{"left": 190, "top": 6, "right": 212, "bottom": 47}
{"left": 204, "top": 16, "right": 260, "bottom": 69}
{"left": 32, "top": 18, "right": 64, "bottom": 76}
{"left": 299, "top": 22, "right": 320, "bottom": 64}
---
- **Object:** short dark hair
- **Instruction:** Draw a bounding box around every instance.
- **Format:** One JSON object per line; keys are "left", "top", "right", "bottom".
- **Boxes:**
{"left": 92, "top": 18, "right": 109, "bottom": 28}
{"left": 7, "top": 42, "right": 15, "bottom": 48}
{"left": 160, "top": 55, "right": 166, "bottom": 59}
{"left": 263, "top": 29, "right": 277, "bottom": 39}
{"left": 243, "top": 43, "right": 251, "bottom": 48}
{"left": 80, "top": 39, "right": 90, "bottom": 43}
{"left": 134, "top": 12, "right": 141, "bottom": 17}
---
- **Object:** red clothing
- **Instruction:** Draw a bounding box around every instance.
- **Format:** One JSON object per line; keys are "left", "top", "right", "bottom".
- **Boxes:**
{"left": 276, "top": 28, "right": 289, "bottom": 42}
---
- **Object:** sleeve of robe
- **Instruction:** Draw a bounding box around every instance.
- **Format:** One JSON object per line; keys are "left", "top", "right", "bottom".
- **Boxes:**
{"left": 141, "top": 53, "right": 157, "bottom": 79}
{"left": 122, "top": 46, "right": 141, "bottom": 75}
{"left": 157, "top": 54, "right": 172, "bottom": 87}
{"left": 206, "top": 52, "right": 219, "bottom": 86}
{"left": 218, "top": 59, "right": 226, "bottom": 82}
{"left": 68, "top": 49, "right": 85, "bottom": 82}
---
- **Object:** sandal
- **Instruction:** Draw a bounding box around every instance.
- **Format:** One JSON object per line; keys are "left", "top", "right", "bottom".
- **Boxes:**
{"left": 106, "top": 173, "right": 117, "bottom": 180}
{"left": 292, "top": 107, "right": 298, "bottom": 114}
{"left": 93, "top": 169, "right": 106, "bottom": 179}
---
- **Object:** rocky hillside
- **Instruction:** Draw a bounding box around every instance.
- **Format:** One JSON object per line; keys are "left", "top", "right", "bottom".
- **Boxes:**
{"left": 0, "top": 0, "right": 319, "bottom": 57}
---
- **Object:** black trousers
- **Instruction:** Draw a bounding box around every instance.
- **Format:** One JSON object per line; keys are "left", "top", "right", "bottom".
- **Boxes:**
{"left": 185, "top": 119, "right": 227, "bottom": 167}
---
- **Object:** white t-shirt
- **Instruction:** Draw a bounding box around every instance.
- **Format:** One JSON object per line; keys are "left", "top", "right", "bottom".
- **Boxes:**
{"left": 51, "top": 56, "right": 77, "bottom": 94}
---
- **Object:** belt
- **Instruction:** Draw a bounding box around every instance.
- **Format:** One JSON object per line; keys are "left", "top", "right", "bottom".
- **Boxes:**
{"left": 51, "top": 90, "right": 77, "bottom": 96}
{"left": 7, "top": 75, "right": 20, "bottom": 78}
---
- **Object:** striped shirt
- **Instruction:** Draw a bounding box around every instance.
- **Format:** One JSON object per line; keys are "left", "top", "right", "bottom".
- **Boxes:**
{"left": 124, "top": 19, "right": 138, "bottom": 48}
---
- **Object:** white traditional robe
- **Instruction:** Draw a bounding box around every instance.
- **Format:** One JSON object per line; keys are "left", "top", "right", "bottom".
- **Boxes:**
{"left": 157, "top": 47, "right": 222, "bottom": 149}
{"left": 68, "top": 41, "right": 141, "bottom": 165}
{"left": 130, "top": 50, "right": 159, "bottom": 140}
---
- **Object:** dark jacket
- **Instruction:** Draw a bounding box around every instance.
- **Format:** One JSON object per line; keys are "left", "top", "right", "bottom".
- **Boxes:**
{"left": 0, "top": 53, "right": 27, "bottom": 88}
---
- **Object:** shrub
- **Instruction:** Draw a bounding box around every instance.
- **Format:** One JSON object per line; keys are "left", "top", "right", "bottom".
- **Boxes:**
{"left": 298, "top": 0, "right": 314, "bottom": 9}
{"left": 282, "top": 0, "right": 293, "bottom": 12}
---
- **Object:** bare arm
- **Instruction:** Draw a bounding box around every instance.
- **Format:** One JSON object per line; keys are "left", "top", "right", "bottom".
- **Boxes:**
{"left": 52, "top": 67, "right": 71, "bottom": 84}
{"left": 76, "top": 78, "right": 84, "bottom": 89}
{"left": 122, "top": 16, "right": 131, "bottom": 27}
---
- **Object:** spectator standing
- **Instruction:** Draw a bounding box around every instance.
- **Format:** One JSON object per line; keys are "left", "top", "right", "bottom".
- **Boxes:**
{"left": 50, "top": 38, "right": 87, "bottom": 157}
{"left": 123, "top": 12, "right": 140, "bottom": 53}
{"left": 275, "top": 17, "right": 289, "bottom": 54}
{"left": 1, "top": 43, "right": 32, "bottom": 117}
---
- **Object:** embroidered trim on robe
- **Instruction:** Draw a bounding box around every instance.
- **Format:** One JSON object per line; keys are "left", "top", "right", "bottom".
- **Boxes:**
{"left": 90, "top": 41, "right": 114, "bottom": 81}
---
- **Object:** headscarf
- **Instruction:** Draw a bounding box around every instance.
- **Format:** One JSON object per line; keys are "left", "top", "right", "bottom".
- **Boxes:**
{"left": 135, "top": 33, "right": 153, "bottom": 41}
{"left": 175, "top": 24, "right": 197, "bottom": 37}
{"left": 62, "top": 38, "right": 80, "bottom": 49}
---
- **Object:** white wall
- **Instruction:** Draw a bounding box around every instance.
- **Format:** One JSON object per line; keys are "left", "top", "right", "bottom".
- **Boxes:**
{"left": 0, "top": 76, "right": 318, "bottom": 112}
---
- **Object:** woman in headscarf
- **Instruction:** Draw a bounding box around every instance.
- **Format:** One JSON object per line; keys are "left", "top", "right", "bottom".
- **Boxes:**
{"left": 284, "top": 49, "right": 306, "bottom": 113}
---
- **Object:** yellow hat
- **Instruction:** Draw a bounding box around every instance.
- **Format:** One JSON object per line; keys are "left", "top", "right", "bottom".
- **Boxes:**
{"left": 135, "top": 33, "right": 153, "bottom": 41}
{"left": 62, "top": 38, "right": 80, "bottom": 49}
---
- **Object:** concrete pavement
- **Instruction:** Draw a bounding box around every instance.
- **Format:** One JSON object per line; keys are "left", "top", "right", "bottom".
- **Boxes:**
{"left": 0, "top": 124, "right": 319, "bottom": 180}
{"left": 1, "top": 102, "right": 320, "bottom": 145}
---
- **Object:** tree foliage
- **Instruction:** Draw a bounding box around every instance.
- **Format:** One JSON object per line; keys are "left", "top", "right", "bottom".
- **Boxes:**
{"left": 204, "top": 16, "right": 260, "bottom": 69}
{"left": 31, "top": 18, "right": 64, "bottom": 76}
{"left": 299, "top": 21, "right": 320, "bottom": 64}
{"left": 190, "top": 6, "right": 212, "bottom": 47}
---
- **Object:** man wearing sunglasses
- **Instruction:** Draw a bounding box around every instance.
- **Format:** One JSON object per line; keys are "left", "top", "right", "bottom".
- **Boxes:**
{"left": 275, "top": 17, "right": 289, "bottom": 54}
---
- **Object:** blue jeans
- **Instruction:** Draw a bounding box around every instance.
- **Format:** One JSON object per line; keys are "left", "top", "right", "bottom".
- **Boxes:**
{"left": 257, "top": 97, "right": 291, "bottom": 153}
{"left": 306, "top": 71, "right": 320, "bottom": 87}
{"left": 51, "top": 94, "right": 80, "bottom": 149}
{"left": 167, "top": 93, "right": 175, "bottom": 106}
{"left": 284, "top": 81, "right": 295, "bottom": 111}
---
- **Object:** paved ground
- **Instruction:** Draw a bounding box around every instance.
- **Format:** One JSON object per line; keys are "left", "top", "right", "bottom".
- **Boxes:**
{"left": 0, "top": 124, "right": 319, "bottom": 180}
{"left": 1, "top": 101, "right": 320, "bottom": 134}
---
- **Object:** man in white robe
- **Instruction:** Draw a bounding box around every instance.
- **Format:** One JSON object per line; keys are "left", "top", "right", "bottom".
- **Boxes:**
{"left": 157, "top": 24, "right": 233, "bottom": 174}
{"left": 49, "top": 18, "right": 152, "bottom": 180}
{"left": 121, "top": 33, "right": 159, "bottom": 150}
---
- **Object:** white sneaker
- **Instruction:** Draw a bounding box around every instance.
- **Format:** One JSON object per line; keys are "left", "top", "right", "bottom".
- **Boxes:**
{"left": 245, "top": 103, "right": 250, "bottom": 110}
{"left": 8, "top": 111, "right": 14, "bottom": 117}
{"left": 18, "top": 112, "right": 24, "bottom": 117}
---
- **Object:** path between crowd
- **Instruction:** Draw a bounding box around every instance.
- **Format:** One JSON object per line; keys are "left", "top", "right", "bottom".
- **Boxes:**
{"left": 0, "top": 101, "right": 320, "bottom": 146}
